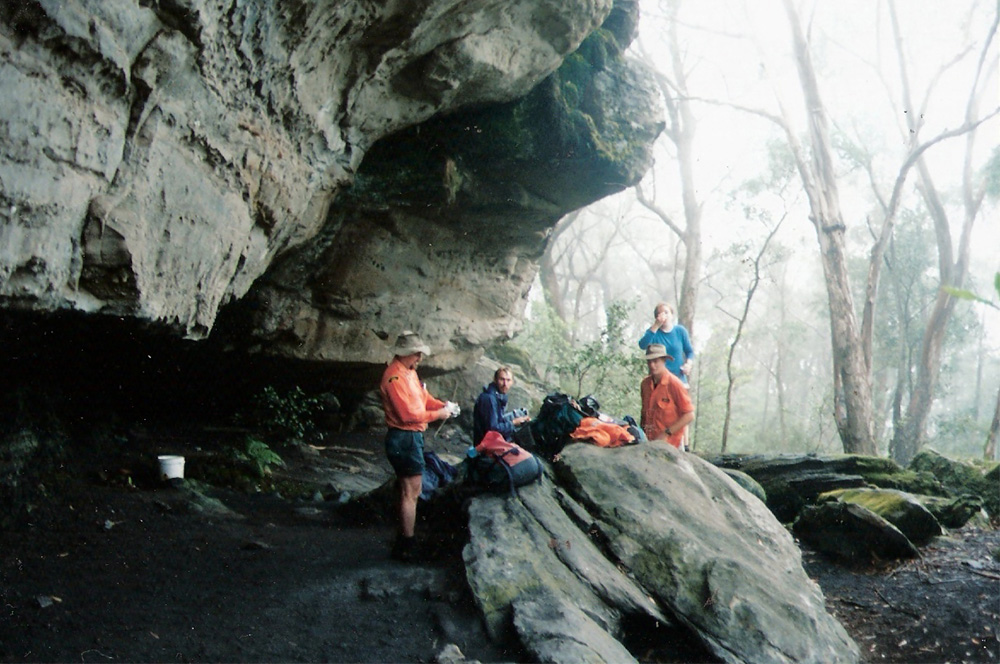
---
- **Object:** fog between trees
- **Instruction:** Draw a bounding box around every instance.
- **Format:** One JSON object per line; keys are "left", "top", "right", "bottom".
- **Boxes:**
{"left": 513, "top": 0, "right": 1000, "bottom": 462}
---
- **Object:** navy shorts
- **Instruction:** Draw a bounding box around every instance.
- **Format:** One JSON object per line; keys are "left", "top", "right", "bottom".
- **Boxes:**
{"left": 385, "top": 428, "right": 425, "bottom": 478}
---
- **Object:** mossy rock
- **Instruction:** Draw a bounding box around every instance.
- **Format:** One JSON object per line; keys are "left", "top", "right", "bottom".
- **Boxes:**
{"left": 794, "top": 502, "right": 919, "bottom": 564}
{"left": 860, "top": 469, "right": 946, "bottom": 496}
{"left": 721, "top": 468, "right": 767, "bottom": 503}
{"left": 910, "top": 448, "right": 999, "bottom": 519}
{"left": 818, "top": 488, "right": 942, "bottom": 545}
{"left": 913, "top": 494, "right": 985, "bottom": 529}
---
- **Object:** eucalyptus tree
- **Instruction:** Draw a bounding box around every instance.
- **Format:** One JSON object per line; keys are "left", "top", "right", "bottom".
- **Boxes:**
{"left": 632, "top": 0, "right": 704, "bottom": 333}
{"left": 884, "top": 0, "right": 999, "bottom": 464}
{"left": 731, "top": 0, "right": 999, "bottom": 456}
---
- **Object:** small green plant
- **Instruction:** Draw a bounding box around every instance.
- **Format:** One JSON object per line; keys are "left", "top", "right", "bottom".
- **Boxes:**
{"left": 251, "top": 385, "right": 324, "bottom": 443}
{"left": 241, "top": 436, "right": 285, "bottom": 478}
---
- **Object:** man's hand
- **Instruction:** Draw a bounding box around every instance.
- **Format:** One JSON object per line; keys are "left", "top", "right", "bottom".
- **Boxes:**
{"left": 513, "top": 415, "right": 531, "bottom": 426}
{"left": 445, "top": 401, "right": 461, "bottom": 418}
{"left": 653, "top": 310, "right": 668, "bottom": 331}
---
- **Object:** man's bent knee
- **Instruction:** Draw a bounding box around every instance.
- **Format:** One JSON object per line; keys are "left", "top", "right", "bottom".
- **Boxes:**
{"left": 399, "top": 474, "right": 423, "bottom": 501}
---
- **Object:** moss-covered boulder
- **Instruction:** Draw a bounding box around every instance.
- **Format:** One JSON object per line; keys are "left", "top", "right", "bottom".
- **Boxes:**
{"left": 913, "top": 494, "right": 986, "bottom": 529}
{"left": 721, "top": 468, "right": 767, "bottom": 503}
{"left": 793, "top": 502, "right": 919, "bottom": 564}
{"left": 706, "top": 453, "right": 949, "bottom": 523}
{"left": 556, "top": 444, "right": 859, "bottom": 664}
{"left": 909, "top": 449, "right": 999, "bottom": 520}
{"left": 818, "top": 488, "right": 942, "bottom": 545}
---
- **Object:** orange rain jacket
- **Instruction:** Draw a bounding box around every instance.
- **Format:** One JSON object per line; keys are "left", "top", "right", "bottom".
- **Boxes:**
{"left": 379, "top": 358, "right": 446, "bottom": 431}
{"left": 569, "top": 417, "right": 635, "bottom": 448}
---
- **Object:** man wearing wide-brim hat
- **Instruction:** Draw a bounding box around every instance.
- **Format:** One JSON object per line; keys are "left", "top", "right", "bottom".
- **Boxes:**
{"left": 640, "top": 343, "right": 695, "bottom": 449}
{"left": 379, "top": 331, "right": 459, "bottom": 561}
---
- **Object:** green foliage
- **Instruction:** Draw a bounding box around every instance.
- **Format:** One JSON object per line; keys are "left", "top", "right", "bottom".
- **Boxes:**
{"left": 240, "top": 436, "right": 285, "bottom": 478}
{"left": 512, "top": 302, "right": 573, "bottom": 385}
{"left": 943, "top": 271, "right": 1000, "bottom": 309}
{"left": 249, "top": 385, "right": 324, "bottom": 444}
{"left": 550, "top": 300, "right": 645, "bottom": 416}
{"left": 515, "top": 299, "right": 644, "bottom": 418}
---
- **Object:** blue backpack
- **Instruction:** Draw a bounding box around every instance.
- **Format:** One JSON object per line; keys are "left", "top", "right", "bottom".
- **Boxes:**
{"left": 420, "top": 450, "right": 458, "bottom": 501}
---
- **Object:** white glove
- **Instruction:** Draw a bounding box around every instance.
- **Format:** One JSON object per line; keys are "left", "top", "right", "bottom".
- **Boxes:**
{"left": 446, "top": 401, "right": 461, "bottom": 418}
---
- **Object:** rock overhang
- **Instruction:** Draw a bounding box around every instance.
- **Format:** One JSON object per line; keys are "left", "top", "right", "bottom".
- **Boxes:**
{"left": 0, "top": 0, "right": 663, "bottom": 393}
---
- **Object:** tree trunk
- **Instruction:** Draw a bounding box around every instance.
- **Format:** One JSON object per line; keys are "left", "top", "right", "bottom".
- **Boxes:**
{"left": 635, "top": 2, "right": 703, "bottom": 334}
{"left": 782, "top": 0, "right": 877, "bottom": 455}
{"left": 720, "top": 217, "right": 782, "bottom": 453}
{"left": 538, "top": 249, "right": 566, "bottom": 323}
{"left": 886, "top": 0, "right": 995, "bottom": 464}
{"left": 890, "top": 292, "right": 956, "bottom": 464}
{"left": 985, "top": 384, "right": 999, "bottom": 461}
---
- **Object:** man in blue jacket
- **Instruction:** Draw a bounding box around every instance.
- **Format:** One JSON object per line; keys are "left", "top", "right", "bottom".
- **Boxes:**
{"left": 473, "top": 366, "right": 531, "bottom": 445}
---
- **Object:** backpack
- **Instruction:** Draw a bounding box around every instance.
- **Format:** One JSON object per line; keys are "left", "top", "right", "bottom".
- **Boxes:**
{"left": 528, "top": 393, "right": 587, "bottom": 460}
{"left": 464, "top": 432, "right": 543, "bottom": 496}
{"left": 421, "top": 450, "right": 458, "bottom": 501}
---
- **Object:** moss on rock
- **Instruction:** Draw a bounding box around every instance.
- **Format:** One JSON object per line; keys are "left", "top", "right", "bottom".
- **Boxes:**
{"left": 818, "top": 488, "right": 942, "bottom": 545}
{"left": 721, "top": 468, "right": 767, "bottom": 503}
{"left": 910, "top": 449, "right": 999, "bottom": 519}
{"left": 912, "top": 493, "right": 986, "bottom": 529}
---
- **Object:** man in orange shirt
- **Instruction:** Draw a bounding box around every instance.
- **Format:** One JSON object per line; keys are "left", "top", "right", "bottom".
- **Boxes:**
{"left": 640, "top": 344, "right": 695, "bottom": 449}
{"left": 379, "top": 331, "right": 459, "bottom": 561}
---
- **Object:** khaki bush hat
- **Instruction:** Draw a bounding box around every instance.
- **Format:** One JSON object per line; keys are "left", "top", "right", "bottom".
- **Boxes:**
{"left": 643, "top": 343, "right": 674, "bottom": 361}
{"left": 393, "top": 330, "right": 431, "bottom": 357}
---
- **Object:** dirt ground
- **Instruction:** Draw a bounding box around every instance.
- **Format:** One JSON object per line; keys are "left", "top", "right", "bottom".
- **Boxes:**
{"left": 2, "top": 426, "right": 998, "bottom": 663}
{"left": 801, "top": 528, "right": 1000, "bottom": 664}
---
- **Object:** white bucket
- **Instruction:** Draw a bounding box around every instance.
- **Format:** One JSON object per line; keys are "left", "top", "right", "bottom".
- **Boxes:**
{"left": 157, "top": 455, "right": 185, "bottom": 481}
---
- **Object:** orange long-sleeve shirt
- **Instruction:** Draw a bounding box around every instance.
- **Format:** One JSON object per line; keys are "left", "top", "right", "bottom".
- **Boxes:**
{"left": 379, "top": 358, "right": 446, "bottom": 431}
{"left": 640, "top": 371, "right": 694, "bottom": 448}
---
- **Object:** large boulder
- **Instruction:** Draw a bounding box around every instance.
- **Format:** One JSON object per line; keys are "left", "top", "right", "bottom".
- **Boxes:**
{"left": 463, "top": 478, "right": 669, "bottom": 647}
{"left": 555, "top": 444, "right": 859, "bottom": 664}
{"left": 512, "top": 593, "right": 639, "bottom": 664}
{"left": 215, "top": 22, "right": 663, "bottom": 372}
{"left": 910, "top": 449, "right": 999, "bottom": 519}
{"left": 818, "top": 488, "right": 942, "bottom": 545}
{"left": 793, "top": 502, "right": 919, "bottom": 564}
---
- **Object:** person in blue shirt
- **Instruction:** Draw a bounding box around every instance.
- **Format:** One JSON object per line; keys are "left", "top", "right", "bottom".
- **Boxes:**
{"left": 473, "top": 366, "right": 531, "bottom": 445}
{"left": 637, "top": 302, "right": 695, "bottom": 385}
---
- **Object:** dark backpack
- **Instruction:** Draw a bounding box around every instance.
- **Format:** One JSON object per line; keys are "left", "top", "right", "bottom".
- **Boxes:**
{"left": 464, "top": 446, "right": 542, "bottom": 496}
{"left": 421, "top": 450, "right": 458, "bottom": 501}
{"left": 578, "top": 394, "right": 601, "bottom": 418}
{"left": 528, "top": 393, "right": 587, "bottom": 460}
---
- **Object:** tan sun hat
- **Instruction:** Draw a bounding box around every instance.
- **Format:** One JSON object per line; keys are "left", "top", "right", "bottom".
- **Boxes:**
{"left": 643, "top": 343, "right": 674, "bottom": 361}
{"left": 393, "top": 330, "right": 431, "bottom": 357}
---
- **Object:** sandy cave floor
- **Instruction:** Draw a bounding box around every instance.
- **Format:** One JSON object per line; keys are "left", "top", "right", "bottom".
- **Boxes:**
{"left": 1, "top": 427, "right": 998, "bottom": 664}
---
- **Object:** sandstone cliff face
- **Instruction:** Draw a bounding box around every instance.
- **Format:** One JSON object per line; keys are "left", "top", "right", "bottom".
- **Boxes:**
{"left": 0, "top": 0, "right": 661, "bottom": 368}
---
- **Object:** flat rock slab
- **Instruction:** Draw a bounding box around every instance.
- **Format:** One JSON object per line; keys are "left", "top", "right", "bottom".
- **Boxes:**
{"left": 556, "top": 443, "right": 859, "bottom": 664}
{"left": 463, "top": 477, "right": 666, "bottom": 649}
{"left": 512, "top": 592, "right": 638, "bottom": 664}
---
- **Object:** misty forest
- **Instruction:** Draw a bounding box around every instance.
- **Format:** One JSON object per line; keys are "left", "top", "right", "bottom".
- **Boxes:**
{"left": 515, "top": 0, "right": 999, "bottom": 465}
{"left": 1, "top": 1, "right": 998, "bottom": 663}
